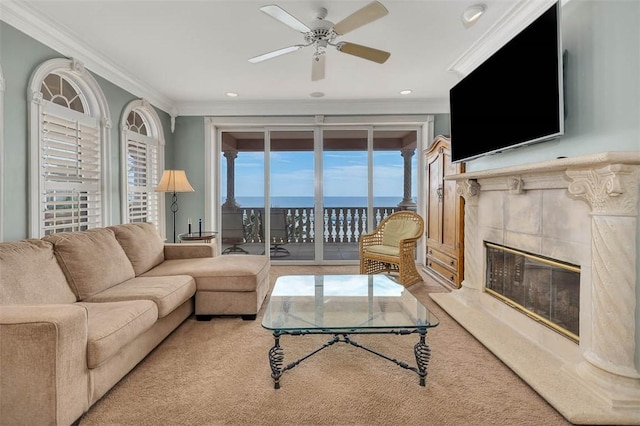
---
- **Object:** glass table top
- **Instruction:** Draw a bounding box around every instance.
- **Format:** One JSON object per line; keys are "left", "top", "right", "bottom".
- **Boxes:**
{"left": 262, "top": 275, "right": 438, "bottom": 332}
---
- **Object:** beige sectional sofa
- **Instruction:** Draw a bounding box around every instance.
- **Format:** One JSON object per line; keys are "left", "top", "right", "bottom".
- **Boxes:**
{"left": 0, "top": 223, "right": 270, "bottom": 425}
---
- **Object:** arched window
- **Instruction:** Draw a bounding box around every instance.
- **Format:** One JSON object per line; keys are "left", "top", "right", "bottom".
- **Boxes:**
{"left": 120, "top": 99, "right": 165, "bottom": 233}
{"left": 28, "top": 58, "right": 111, "bottom": 237}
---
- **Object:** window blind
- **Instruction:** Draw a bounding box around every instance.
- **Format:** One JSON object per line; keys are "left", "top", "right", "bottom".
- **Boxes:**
{"left": 41, "top": 102, "right": 101, "bottom": 235}
{"left": 126, "top": 132, "right": 160, "bottom": 225}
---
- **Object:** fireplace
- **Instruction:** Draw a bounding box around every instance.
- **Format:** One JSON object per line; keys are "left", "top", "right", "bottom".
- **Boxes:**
{"left": 428, "top": 152, "right": 640, "bottom": 424}
{"left": 485, "top": 242, "right": 580, "bottom": 342}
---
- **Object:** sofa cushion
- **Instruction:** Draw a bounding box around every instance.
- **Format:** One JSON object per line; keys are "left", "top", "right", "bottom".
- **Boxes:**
{"left": 84, "top": 275, "right": 195, "bottom": 318}
{"left": 0, "top": 240, "right": 76, "bottom": 305}
{"left": 79, "top": 300, "right": 158, "bottom": 368}
{"left": 44, "top": 228, "right": 136, "bottom": 300}
{"left": 108, "top": 223, "right": 165, "bottom": 276}
{"left": 382, "top": 220, "right": 421, "bottom": 247}
{"left": 141, "top": 255, "right": 270, "bottom": 292}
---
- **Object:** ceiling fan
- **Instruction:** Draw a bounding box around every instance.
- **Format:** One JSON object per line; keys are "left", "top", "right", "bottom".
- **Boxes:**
{"left": 248, "top": 1, "right": 391, "bottom": 81}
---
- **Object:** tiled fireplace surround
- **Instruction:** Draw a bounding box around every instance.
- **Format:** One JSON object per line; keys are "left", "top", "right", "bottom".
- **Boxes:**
{"left": 430, "top": 152, "right": 640, "bottom": 424}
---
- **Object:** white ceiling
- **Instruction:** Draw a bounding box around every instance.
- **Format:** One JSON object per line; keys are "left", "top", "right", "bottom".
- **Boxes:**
{"left": 1, "top": 0, "right": 552, "bottom": 115}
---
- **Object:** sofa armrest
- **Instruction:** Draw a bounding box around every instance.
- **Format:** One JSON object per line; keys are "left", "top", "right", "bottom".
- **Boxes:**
{"left": 0, "top": 304, "right": 89, "bottom": 425}
{"left": 164, "top": 242, "right": 217, "bottom": 259}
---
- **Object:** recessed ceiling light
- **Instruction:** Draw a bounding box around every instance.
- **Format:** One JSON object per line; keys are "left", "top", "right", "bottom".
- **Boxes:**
{"left": 462, "top": 4, "right": 486, "bottom": 27}
{"left": 400, "top": 89, "right": 413, "bottom": 95}
{"left": 226, "top": 92, "right": 239, "bottom": 97}
{"left": 310, "top": 92, "right": 325, "bottom": 98}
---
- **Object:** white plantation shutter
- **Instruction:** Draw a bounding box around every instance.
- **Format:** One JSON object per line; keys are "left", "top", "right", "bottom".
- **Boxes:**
{"left": 41, "top": 102, "right": 101, "bottom": 235}
{"left": 126, "top": 132, "right": 160, "bottom": 224}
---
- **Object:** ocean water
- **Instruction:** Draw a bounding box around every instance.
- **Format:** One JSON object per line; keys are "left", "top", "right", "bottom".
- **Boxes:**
{"left": 226, "top": 196, "right": 410, "bottom": 208}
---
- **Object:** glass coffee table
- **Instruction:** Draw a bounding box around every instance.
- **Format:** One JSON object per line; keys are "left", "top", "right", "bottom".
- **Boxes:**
{"left": 262, "top": 274, "right": 439, "bottom": 389}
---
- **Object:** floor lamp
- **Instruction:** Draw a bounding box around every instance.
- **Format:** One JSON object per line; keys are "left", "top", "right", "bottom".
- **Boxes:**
{"left": 156, "top": 170, "right": 194, "bottom": 243}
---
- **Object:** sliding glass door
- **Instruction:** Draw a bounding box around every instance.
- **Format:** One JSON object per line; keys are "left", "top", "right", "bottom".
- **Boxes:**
{"left": 269, "top": 130, "right": 315, "bottom": 261}
{"left": 218, "top": 126, "right": 419, "bottom": 263}
{"left": 322, "top": 129, "right": 368, "bottom": 261}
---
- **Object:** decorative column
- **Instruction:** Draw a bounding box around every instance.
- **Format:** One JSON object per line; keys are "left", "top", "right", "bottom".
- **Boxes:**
{"left": 567, "top": 164, "right": 640, "bottom": 402}
{"left": 222, "top": 150, "right": 240, "bottom": 211}
{"left": 398, "top": 148, "right": 417, "bottom": 211}
{"left": 456, "top": 179, "right": 482, "bottom": 292}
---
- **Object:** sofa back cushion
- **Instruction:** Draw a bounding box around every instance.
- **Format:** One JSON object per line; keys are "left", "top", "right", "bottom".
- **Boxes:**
{"left": 44, "top": 228, "right": 135, "bottom": 300}
{"left": 108, "top": 223, "right": 165, "bottom": 276}
{"left": 0, "top": 240, "right": 77, "bottom": 304}
{"left": 382, "top": 219, "right": 421, "bottom": 248}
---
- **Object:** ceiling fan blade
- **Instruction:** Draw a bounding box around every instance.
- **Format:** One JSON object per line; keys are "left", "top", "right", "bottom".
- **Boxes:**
{"left": 311, "top": 54, "right": 326, "bottom": 81}
{"left": 248, "top": 45, "right": 304, "bottom": 63}
{"left": 260, "top": 5, "right": 311, "bottom": 33}
{"left": 337, "top": 42, "right": 390, "bottom": 64}
{"left": 333, "top": 1, "right": 389, "bottom": 36}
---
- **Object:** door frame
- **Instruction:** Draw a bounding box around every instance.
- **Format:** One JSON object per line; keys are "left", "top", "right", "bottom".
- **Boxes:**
{"left": 206, "top": 115, "right": 434, "bottom": 265}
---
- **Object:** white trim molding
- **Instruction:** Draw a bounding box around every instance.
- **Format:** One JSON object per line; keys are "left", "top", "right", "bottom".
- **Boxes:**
{"left": 0, "top": 0, "right": 176, "bottom": 116}
{"left": 178, "top": 99, "right": 450, "bottom": 117}
{"left": 0, "top": 64, "right": 5, "bottom": 241}
{"left": 27, "top": 57, "right": 113, "bottom": 237}
{"left": 448, "top": 0, "right": 558, "bottom": 76}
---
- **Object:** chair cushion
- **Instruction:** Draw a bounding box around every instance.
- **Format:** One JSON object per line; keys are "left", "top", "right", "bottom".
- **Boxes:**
{"left": 84, "top": 275, "right": 195, "bottom": 318}
{"left": 108, "top": 223, "right": 165, "bottom": 276}
{"left": 80, "top": 300, "right": 158, "bottom": 368}
{"left": 382, "top": 220, "right": 421, "bottom": 247}
{"left": 142, "top": 255, "right": 270, "bottom": 292}
{"left": 44, "top": 228, "right": 135, "bottom": 300}
{"left": 364, "top": 244, "right": 399, "bottom": 257}
{"left": 0, "top": 240, "right": 76, "bottom": 305}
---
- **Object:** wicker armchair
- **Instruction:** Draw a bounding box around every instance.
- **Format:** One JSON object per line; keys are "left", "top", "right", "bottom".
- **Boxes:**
{"left": 359, "top": 211, "right": 424, "bottom": 287}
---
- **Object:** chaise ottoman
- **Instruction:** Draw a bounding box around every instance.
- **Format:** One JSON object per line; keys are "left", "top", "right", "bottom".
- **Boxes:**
{"left": 141, "top": 254, "right": 270, "bottom": 320}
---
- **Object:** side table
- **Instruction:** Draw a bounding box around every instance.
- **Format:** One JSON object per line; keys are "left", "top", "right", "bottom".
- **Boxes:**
{"left": 178, "top": 231, "right": 217, "bottom": 243}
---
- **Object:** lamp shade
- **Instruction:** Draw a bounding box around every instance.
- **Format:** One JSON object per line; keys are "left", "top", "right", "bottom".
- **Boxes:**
{"left": 155, "top": 170, "right": 195, "bottom": 193}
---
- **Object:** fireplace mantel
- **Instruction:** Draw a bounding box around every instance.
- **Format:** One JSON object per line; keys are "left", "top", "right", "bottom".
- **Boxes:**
{"left": 431, "top": 151, "right": 640, "bottom": 424}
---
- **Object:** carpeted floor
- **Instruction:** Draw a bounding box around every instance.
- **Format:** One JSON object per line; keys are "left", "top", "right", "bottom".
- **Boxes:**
{"left": 79, "top": 265, "right": 571, "bottom": 426}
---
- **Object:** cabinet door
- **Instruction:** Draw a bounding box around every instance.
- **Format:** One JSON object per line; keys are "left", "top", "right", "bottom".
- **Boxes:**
{"left": 440, "top": 148, "right": 460, "bottom": 257}
{"left": 425, "top": 149, "right": 443, "bottom": 245}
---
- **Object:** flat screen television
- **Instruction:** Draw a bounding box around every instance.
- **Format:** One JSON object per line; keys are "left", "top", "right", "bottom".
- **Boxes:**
{"left": 449, "top": 2, "right": 564, "bottom": 163}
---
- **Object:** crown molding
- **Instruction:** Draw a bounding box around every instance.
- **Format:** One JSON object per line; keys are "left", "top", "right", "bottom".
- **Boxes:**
{"left": 0, "top": 0, "right": 176, "bottom": 116}
{"left": 176, "top": 98, "right": 449, "bottom": 117}
{"left": 448, "top": 0, "right": 558, "bottom": 76}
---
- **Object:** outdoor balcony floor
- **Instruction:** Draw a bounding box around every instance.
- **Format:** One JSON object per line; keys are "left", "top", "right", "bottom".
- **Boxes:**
{"left": 221, "top": 242, "right": 361, "bottom": 261}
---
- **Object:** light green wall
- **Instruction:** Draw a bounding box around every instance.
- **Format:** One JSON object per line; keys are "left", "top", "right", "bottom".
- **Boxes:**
{"left": 165, "top": 116, "right": 206, "bottom": 235}
{"left": 0, "top": 21, "right": 174, "bottom": 241}
{"left": 1, "top": 22, "right": 59, "bottom": 241}
{"left": 433, "top": 114, "right": 450, "bottom": 139}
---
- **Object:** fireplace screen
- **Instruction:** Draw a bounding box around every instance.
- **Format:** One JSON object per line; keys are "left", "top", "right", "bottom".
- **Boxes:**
{"left": 485, "top": 242, "right": 580, "bottom": 342}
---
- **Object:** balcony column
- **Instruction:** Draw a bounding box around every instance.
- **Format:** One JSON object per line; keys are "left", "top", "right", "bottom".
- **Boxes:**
{"left": 222, "top": 149, "right": 240, "bottom": 211}
{"left": 398, "top": 148, "right": 417, "bottom": 211}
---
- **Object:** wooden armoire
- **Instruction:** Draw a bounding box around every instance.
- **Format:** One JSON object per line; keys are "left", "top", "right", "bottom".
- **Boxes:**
{"left": 424, "top": 136, "right": 464, "bottom": 288}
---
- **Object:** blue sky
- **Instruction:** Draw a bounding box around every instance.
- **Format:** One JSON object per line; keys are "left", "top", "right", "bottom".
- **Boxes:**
{"left": 223, "top": 150, "right": 417, "bottom": 199}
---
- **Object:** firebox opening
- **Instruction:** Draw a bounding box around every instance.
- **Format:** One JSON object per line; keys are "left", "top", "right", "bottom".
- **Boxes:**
{"left": 485, "top": 242, "right": 580, "bottom": 343}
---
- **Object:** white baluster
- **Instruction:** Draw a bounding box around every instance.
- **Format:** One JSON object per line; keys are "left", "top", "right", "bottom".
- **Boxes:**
{"left": 346, "top": 209, "right": 353, "bottom": 242}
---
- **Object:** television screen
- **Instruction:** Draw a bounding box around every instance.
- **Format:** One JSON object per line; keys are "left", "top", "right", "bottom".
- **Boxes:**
{"left": 449, "top": 2, "right": 564, "bottom": 163}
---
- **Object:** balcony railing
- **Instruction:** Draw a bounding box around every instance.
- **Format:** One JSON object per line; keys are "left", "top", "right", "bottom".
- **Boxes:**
{"left": 234, "top": 206, "right": 399, "bottom": 244}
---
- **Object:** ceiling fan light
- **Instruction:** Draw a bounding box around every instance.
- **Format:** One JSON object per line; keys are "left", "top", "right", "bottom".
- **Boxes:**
{"left": 462, "top": 4, "right": 486, "bottom": 27}
{"left": 400, "top": 89, "right": 412, "bottom": 95}
{"left": 226, "top": 92, "right": 239, "bottom": 97}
